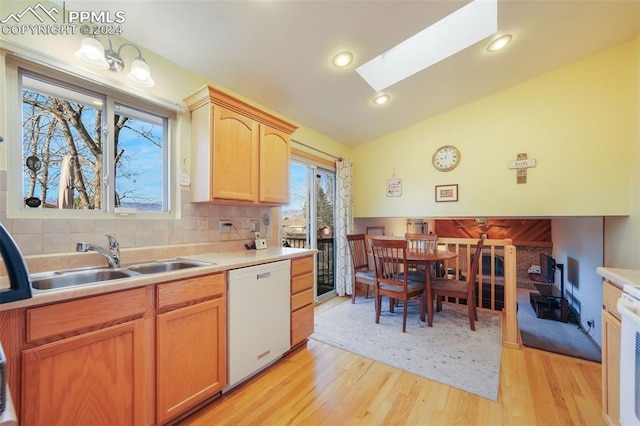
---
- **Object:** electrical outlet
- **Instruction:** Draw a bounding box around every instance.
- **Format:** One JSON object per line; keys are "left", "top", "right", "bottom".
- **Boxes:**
{"left": 218, "top": 220, "right": 232, "bottom": 234}
{"left": 249, "top": 220, "right": 260, "bottom": 232}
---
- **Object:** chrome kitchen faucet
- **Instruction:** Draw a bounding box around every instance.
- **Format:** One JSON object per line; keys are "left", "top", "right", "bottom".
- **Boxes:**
{"left": 76, "top": 234, "right": 120, "bottom": 268}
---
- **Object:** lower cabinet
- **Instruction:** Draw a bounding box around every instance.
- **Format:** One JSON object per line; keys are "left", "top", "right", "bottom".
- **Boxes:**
{"left": 11, "top": 261, "right": 304, "bottom": 425}
{"left": 291, "top": 255, "right": 315, "bottom": 347}
{"left": 156, "top": 298, "right": 226, "bottom": 424}
{"left": 21, "top": 288, "right": 148, "bottom": 426}
{"left": 602, "top": 278, "right": 622, "bottom": 426}
{"left": 156, "top": 273, "right": 227, "bottom": 425}
{"left": 19, "top": 274, "right": 227, "bottom": 426}
{"left": 602, "top": 309, "right": 621, "bottom": 426}
{"left": 22, "top": 321, "right": 146, "bottom": 426}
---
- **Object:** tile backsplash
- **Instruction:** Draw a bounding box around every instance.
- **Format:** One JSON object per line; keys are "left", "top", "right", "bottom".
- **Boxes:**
{"left": 0, "top": 170, "right": 277, "bottom": 257}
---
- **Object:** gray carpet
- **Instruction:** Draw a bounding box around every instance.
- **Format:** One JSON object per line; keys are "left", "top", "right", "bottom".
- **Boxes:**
{"left": 517, "top": 288, "right": 601, "bottom": 362}
{"left": 311, "top": 297, "right": 502, "bottom": 401}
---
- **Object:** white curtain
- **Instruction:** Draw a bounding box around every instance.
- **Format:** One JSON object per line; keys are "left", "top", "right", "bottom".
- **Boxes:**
{"left": 335, "top": 157, "right": 354, "bottom": 296}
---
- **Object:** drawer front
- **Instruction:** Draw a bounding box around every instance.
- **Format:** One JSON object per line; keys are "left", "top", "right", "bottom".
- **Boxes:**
{"left": 602, "top": 279, "right": 622, "bottom": 319}
{"left": 157, "top": 273, "right": 225, "bottom": 309}
{"left": 291, "top": 303, "right": 314, "bottom": 346}
{"left": 291, "top": 256, "right": 313, "bottom": 277}
{"left": 291, "top": 288, "right": 314, "bottom": 312}
{"left": 27, "top": 287, "right": 147, "bottom": 342}
{"left": 291, "top": 272, "right": 313, "bottom": 295}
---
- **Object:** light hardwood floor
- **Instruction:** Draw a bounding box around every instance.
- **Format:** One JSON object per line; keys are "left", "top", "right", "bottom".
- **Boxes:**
{"left": 178, "top": 297, "right": 603, "bottom": 425}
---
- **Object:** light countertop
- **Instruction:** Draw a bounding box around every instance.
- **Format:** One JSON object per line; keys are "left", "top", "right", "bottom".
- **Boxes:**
{"left": 596, "top": 267, "right": 640, "bottom": 289}
{"left": 0, "top": 247, "right": 316, "bottom": 311}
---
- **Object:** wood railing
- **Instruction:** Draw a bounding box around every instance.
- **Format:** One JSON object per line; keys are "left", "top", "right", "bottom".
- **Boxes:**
{"left": 437, "top": 237, "right": 519, "bottom": 348}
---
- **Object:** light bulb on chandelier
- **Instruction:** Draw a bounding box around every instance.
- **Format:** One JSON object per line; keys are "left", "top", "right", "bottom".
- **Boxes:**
{"left": 74, "top": 35, "right": 155, "bottom": 87}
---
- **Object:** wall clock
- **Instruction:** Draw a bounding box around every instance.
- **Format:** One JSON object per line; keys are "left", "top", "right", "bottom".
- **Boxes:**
{"left": 432, "top": 145, "right": 460, "bottom": 171}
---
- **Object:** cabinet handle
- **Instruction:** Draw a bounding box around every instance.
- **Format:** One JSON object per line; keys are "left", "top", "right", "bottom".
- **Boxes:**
{"left": 257, "top": 272, "right": 271, "bottom": 280}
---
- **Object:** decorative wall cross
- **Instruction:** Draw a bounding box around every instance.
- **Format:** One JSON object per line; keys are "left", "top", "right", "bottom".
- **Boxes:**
{"left": 508, "top": 153, "right": 537, "bottom": 184}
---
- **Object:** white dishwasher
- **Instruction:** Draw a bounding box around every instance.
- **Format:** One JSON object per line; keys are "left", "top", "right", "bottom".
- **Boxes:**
{"left": 225, "top": 260, "right": 291, "bottom": 391}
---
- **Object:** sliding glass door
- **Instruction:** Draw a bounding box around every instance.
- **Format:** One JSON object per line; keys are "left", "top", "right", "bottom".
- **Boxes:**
{"left": 315, "top": 168, "right": 336, "bottom": 300}
{"left": 282, "top": 161, "right": 336, "bottom": 302}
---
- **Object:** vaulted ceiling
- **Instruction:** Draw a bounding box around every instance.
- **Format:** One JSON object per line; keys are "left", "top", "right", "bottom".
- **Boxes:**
{"left": 83, "top": 1, "right": 640, "bottom": 146}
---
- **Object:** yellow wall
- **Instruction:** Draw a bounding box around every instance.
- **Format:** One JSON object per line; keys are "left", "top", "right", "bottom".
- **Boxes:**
{"left": 290, "top": 126, "right": 351, "bottom": 162}
{"left": 352, "top": 38, "right": 638, "bottom": 219}
{"left": 604, "top": 35, "right": 640, "bottom": 269}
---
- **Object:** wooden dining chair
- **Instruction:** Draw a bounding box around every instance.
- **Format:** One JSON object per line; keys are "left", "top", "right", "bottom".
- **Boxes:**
{"left": 370, "top": 238, "right": 426, "bottom": 332}
{"left": 404, "top": 233, "right": 438, "bottom": 272}
{"left": 347, "top": 234, "right": 376, "bottom": 303}
{"left": 431, "top": 238, "right": 485, "bottom": 331}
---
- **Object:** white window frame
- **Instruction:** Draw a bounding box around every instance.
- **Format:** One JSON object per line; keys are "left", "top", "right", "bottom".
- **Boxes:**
{"left": 4, "top": 56, "right": 177, "bottom": 219}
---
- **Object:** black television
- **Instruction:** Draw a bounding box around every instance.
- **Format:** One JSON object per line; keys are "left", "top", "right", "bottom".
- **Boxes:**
{"left": 540, "top": 252, "right": 556, "bottom": 284}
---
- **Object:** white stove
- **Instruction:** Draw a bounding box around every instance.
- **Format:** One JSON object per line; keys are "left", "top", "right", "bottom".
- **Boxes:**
{"left": 618, "top": 284, "right": 640, "bottom": 425}
{"left": 624, "top": 284, "right": 640, "bottom": 301}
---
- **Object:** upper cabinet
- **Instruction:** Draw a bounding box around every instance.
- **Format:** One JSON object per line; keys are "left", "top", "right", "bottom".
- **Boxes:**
{"left": 184, "top": 85, "right": 297, "bottom": 205}
{"left": 259, "top": 125, "right": 291, "bottom": 204}
{"left": 210, "top": 106, "right": 259, "bottom": 202}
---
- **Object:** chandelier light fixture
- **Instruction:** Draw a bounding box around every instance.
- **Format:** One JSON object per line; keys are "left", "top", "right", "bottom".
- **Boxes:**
{"left": 74, "top": 35, "right": 155, "bottom": 87}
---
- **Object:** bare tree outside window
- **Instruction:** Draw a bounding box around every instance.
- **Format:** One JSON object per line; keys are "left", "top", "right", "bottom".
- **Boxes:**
{"left": 22, "top": 88, "right": 103, "bottom": 209}
{"left": 21, "top": 73, "right": 167, "bottom": 212}
{"left": 113, "top": 104, "right": 164, "bottom": 211}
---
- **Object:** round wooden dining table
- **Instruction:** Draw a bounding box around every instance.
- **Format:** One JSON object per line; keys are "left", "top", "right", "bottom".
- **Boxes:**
{"left": 367, "top": 235, "right": 458, "bottom": 327}
{"left": 406, "top": 249, "right": 458, "bottom": 327}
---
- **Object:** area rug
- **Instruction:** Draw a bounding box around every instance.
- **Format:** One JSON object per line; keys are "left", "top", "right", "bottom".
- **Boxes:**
{"left": 311, "top": 298, "right": 502, "bottom": 401}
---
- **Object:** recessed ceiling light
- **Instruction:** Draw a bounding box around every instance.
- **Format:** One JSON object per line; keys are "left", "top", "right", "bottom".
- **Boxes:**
{"left": 373, "top": 94, "right": 390, "bottom": 105}
{"left": 487, "top": 34, "right": 512, "bottom": 52}
{"left": 332, "top": 51, "right": 353, "bottom": 68}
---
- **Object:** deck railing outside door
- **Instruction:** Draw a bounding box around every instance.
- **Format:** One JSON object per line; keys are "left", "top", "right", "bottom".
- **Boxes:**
{"left": 283, "top": 235, "right": 334, "bottom": 297}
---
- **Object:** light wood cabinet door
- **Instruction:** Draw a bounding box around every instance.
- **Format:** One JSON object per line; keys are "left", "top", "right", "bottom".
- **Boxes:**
{"left": 156, "top": 297, "right": 227, "bottom": 424}
{"left": 290, "top": 256, "right": 315, "bottom": 347}
{"left": 259, "top": 124, "right": 290, "bottom": 204}
{"left": 291, "top": 303, "right": 314, "bottom": 347}
{"left": 22, "top": 320, "right": 146, "bottom": 426}
{"left": 602, "top": 308, "right": 621, "bottom": 426}
{"left": 212, "top": 106, "right": 259, "bottom": 202}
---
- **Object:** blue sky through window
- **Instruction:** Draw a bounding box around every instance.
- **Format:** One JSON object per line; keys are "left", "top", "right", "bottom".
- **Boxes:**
{"left": 21, "top": 73, "right": 167, "bottom": 211}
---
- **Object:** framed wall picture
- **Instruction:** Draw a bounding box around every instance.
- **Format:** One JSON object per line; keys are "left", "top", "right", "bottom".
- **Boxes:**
{"left": 435, "top": 184, "right": 458, "bottom": 202}
{"left": 386, "top": 178, "right": 402, "bottom": 197}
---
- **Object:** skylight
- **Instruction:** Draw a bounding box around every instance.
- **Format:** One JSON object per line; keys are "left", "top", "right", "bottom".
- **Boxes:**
{"left": 356, "top": 0, "right": 498, "bottom": 92}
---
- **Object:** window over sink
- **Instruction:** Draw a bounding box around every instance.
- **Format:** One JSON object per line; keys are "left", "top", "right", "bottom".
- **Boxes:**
{"left": 6, "top": 58, "right": 174, "bottom": 216}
